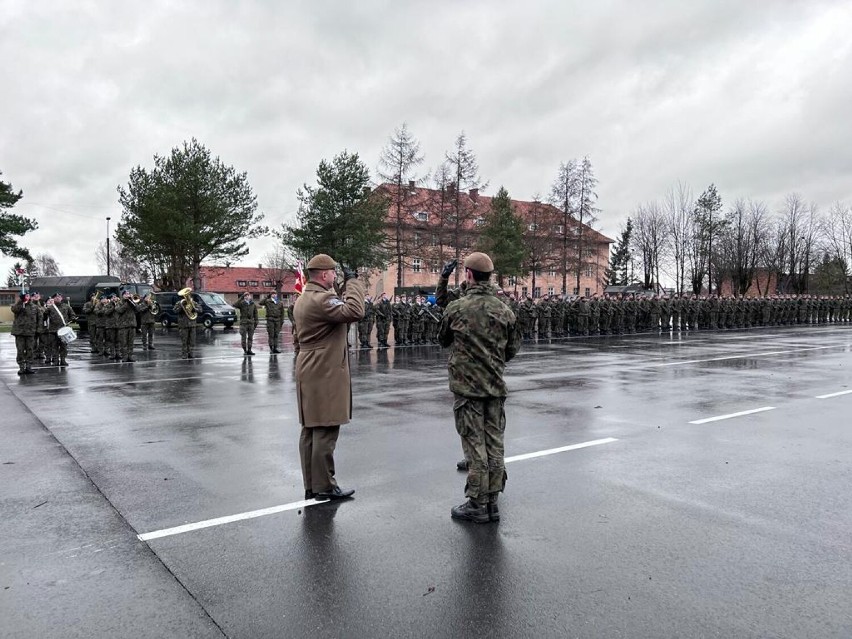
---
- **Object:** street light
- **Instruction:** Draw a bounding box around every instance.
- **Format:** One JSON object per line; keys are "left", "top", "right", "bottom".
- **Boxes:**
{"left": 106, "top": 216, "right": 111, "bottom": 276}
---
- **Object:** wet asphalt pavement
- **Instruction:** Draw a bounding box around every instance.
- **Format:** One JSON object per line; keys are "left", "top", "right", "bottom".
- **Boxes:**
{"left": 1, "top": 322, "right": 851, "bottom": 638}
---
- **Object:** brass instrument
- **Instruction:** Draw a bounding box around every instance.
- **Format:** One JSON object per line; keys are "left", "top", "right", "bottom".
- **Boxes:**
{"left": 178, "top": 287, "right": 198, "bottom": 320}
{"left": 149, "top": 295, "right": 160, "bottom": 316}
{"left": 130, "top": 293, "right": 145, "bottom": 312}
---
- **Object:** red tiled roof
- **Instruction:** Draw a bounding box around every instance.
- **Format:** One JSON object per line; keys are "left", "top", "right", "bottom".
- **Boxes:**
{"left": 376, "top": 183, "right": 614, "bottom": 244}
{"left": 198, "top": 266, "right": 296, "bottom": 294}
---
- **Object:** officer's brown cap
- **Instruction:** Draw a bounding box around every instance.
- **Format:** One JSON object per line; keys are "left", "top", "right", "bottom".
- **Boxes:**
{"left": 306, "top": 254, "right": 336, "bottom": 270}
{"left": 464, "top": 252, "right": 494, "bottom": 273}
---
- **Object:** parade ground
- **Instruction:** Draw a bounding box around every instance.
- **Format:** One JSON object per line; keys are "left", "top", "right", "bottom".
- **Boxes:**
{"left": 1, "top": 323, "right": 850, "bottom": 638}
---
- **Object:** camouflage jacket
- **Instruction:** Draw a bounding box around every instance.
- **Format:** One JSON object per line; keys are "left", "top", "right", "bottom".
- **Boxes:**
{"left": 11, "top": 300, "right": 38, "bottom": 337}
{"left": 261, "top": 298, "right": 285, "bottom": 322}
{"left": 438, "top": 282, "right": 521, "bottom": 399}
{"left": 234, "top": 299, "right": 259, "bottom": 327}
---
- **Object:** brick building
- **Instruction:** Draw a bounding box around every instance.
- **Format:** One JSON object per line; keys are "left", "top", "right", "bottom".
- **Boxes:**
{"left": 195, "top": 265, "right": 296, "bottom": 305}
{"left": 369, "top": 182, "right": 613, "bottom": 298}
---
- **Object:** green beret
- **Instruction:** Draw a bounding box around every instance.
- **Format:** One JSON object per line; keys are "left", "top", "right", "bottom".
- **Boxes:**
{"left": 306, "top": 254, "right": 337, "bottom": 270}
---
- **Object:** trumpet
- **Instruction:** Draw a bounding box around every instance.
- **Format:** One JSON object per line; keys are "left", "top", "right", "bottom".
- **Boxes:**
{"left": 178, "top": 287, "right": 198, "bottom": 320}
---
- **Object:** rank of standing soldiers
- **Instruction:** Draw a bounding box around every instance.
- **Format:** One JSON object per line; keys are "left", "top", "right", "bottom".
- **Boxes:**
{"left": 13, "top": 287, "right": 852, "bottom": 372}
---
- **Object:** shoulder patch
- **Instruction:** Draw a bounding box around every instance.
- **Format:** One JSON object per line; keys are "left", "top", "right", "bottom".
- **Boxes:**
{"left": 327, "top": 298, "right": 345, "bottom": 307}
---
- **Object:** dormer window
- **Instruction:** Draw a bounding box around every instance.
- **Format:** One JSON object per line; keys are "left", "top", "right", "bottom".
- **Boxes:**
{"left": 413, "top": 211, "right": 428, "bottom": 222}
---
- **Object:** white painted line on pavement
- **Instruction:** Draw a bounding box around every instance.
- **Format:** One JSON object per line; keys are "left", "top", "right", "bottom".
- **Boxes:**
{"left": 505, "top": 437, "right": 618, "bottom": 463}
{"left": 138, "top": 499, "right": 320, "bottom": 541}
{"left": 815, "top": 389, "right": 852, "bottom": 399}
{"left": 138, "top": 437, "right": 619, "bottom": 542}
{"left": 688, "top": 406, "right": 776, "bottom": 424}
{"left": 649, "top": 345, "right": 836, "bottom": 367}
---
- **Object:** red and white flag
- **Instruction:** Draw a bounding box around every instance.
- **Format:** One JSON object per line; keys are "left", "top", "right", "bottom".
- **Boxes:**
{"left": 294, "top": 261, "right": 306, "bottom": 294}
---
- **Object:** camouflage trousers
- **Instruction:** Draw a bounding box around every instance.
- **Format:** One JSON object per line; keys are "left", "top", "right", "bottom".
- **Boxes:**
{"left": 376, "top": 320, "right": 390, "bottom": 344}
{"left": 15, "top": 335, "right": 34, "bottom": 370}
{"left": 266, "top": 320, "right": 281, "bottom": 350}
{"left": 180, "top": 326, "right": 197, "bottom": 357}
{"left": 453, "top": 394, "right": 507, "bottom": 504}
{"left": 141, "top": 323, "right": 155, "bottom": 348}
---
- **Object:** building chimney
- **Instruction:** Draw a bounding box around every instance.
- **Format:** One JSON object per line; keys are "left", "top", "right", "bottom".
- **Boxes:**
{"left": 447, "top": 183, "right": 456, "bottom": 196}
{"left": 258, "top": 264, "right": 262, "bottom": 269}
{"left": 469, "top": 188, "right": 479, "bottom": 201}
{"left": 408, "top": 180, "right": 415, "bottom": 191}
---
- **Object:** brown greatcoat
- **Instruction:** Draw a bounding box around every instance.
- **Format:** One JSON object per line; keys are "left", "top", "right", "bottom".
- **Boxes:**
{"left": 294, "top": 278, "right": 365, "bottom": 427}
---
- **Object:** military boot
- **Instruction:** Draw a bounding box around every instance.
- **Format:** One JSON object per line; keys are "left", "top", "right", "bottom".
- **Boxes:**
{"left": 450, "top": 499, "right": 489, "bottom": 523}
{"left": 487, "top": 496, "right": 500, "bottom": 522}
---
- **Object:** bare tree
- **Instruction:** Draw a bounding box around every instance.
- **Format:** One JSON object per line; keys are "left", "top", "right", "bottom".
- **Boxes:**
{"left": 716, "top": 199, "right": 768, "bottom": 295}
{"left": 96, "top": 239, "right": 148, "bottom": 282}
{"left": 663, "top": 182, "right": 692, "bottom": 293}
{"left": 778, "top": 193, "right": 821, "bottom": 293}
{"left": 33, "top": 252, "right": 62, "bottom": 277}
{"left": 261, "top": 243, "right": 296, "bottom": 296}
{"left": 444, "top": 132, "right": 487, "bottom": 285}
{"left": 377, "top": 123, "right": 425, "bottom": 288}
{"left": 824, "top": 201, "right": 852, "bottom": 292}
{"left": 632, "top": 201, "right": 669, "bottom": 291}
{"left": 549, "top": 159, "right": 578, "bottom": 295}
{"left": 522, "top": 196, "right": 559, "bottom": 296}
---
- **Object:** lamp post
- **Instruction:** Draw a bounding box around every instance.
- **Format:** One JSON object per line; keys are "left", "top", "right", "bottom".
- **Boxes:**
{"left": 106, "top": 216, "right": 111, "bottom": 276}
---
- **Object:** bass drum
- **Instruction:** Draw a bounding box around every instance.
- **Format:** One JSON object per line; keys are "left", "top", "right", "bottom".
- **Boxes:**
{"left": 57, "top": 325, "right": 77, "bottom": 344}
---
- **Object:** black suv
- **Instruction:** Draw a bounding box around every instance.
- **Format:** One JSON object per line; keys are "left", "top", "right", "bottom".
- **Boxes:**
{"left": 154, "top": 291, "right": 237, "bottom": 329}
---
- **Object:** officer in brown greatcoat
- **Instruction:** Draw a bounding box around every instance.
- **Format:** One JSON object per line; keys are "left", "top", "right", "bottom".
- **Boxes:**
{"left": 293, "top": 253, "right": 365, "bottom": 501}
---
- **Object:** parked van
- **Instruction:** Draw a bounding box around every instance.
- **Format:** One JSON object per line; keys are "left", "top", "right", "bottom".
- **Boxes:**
{"left": 154, "top": 291, "right": 236, "bottom": 329}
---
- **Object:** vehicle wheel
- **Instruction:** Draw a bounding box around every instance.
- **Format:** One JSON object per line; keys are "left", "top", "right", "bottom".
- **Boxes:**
{"left": 162, "top": 317, "right": 172, "bottom": 328}
{"left": 202, "top": 316, "right": 214, "bottom": 329}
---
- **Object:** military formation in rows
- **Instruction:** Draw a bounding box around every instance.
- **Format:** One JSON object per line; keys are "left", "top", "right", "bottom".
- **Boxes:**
{"left": 352, "top": 284, "right": 852, "bottom": 349}
{"left": 357, "top": 292, "right": 444, "bottom": 348}
{"left": 499, "top": 292, "right": 852, "bottom": 339}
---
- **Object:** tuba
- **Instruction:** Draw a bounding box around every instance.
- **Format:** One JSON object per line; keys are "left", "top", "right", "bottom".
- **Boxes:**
{"left": 178, "top": 287, "right": 198, "bottom": 320}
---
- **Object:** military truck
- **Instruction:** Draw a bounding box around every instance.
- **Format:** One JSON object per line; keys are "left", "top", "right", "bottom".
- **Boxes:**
{"left": 28, "top": 276, "right": 154, "bottom": 329}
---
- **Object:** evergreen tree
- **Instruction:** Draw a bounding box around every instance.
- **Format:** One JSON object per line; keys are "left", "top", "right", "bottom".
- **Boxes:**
{"left": 693, "top": 183, "right": 724, "bottom": 293}
{"left": 0, "top": 171, "right": 37, "bottom": 261}
{"left": 478, "top": 187, "right": 525, "bottom": 287}
{"left": 280, "top": 150, "right": 390, "bottom": 271}
{"left": 604, "top": 217, "right": 633, "bottom": 286}
{"left": 116, "top": 139, "right": 266, "bottom": 289}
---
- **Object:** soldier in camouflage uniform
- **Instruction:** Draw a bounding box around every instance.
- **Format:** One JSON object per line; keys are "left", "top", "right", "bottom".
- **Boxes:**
{"left": 115, "top": 291, "right": 138, "bottom": 362}
{"left": 287, "top": 298, "right": 300, "bottom": 355}
{"left": 261, "top": 293, "right": 285, "bottom": 353}
{"left": 174, "top": 294, "right": 201, "bottom": 359}
{"left": 358, "top": 295, "right": 375, "bottom": 348}
{"left": 32, "top": 293, "right": 46, "bottom": 362}
{"left": 45, "top": 293, "right": 75, "bottom": 367}
{"left": 234, "top": 292, "right": 259, "bottom": 355}
{"left": 374, "top": 292, "right": 392, "bottom": 348}
{"left": 140, "top": 293, "right": 158, "bottom": 350}
{"left": 11, "top": 292, "right": 38, "bottom": 375}
{"left": 83, "top": 293, "right": 99, "bottom": 353}
{"left": 391, "top": 295, "right": 408, "bottom": 346}
{"left": 438, "top": 252, "right": 521, "bottom": 524}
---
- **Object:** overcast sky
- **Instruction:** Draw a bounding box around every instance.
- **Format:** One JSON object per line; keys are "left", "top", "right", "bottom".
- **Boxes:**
{"left": 2, "top": 0, "right": 851, "bottom": 281}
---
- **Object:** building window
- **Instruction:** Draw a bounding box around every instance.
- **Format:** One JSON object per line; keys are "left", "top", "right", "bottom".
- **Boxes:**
{"left": 534, "top": 287, "right": 541, "bottom": 298}
{"left": 249, "top": 280, "right": 258, "bottom": 287}
{"left": 548, "top": 286, "right": 555, "bottom": 296}
{"left": 555, "top": 224, "right": 564, "bottom": 234}
{"left": 548, "top": 268, "right": 556, "bottom": 277}
{"left": 521, "top": 286, "right": 528, "bottom": 297}
{"left": 413, "top": 211, "right": 428, "bottom": 222}
{"left": 585, "top": 287, "right": 591, "bottom": 297}
{"left": 534, "top": 269, "right": 542, "bottom": 277}
{"left": 413, "top": 232, "right": 421, "bottom": 247}
{"left": 573, "top": 287, "right": 579, "bottom": 295}
{"left": 263, "top": 280, "right": 273, "bottom": 287}
{"left": 508, "top": 276, "right": 517, "bottom": 286}
{"left": 429, "top": 261, "right": 439, "bottom": 274}
{"left": 0, "top": 293, "right": 15, "bottom": 306}
{"left": 585, "top": 266, "right": 594, "bottom": 278}
{"left": 237, "top": 280, "right": 247, "bottom": 287}
{"left": 413, "top": 258, "right": 422, "bottom": 273}
{"left": 430, "top": 234, "right": 438, "bottom": 246}
{"left": 475, "top": 216, "right": 485, "bottom": 227}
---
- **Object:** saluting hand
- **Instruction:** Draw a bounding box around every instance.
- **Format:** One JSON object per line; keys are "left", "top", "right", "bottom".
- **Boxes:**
{"left": 441, "top": 259, "right": 458, "bottom": 278}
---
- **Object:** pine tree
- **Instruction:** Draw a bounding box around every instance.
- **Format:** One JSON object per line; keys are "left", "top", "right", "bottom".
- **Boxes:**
{"left": 604, "top": 218, "right": 633, "bottom": 286}
{"left": 280, "top": 150, "right": 390, "bottom": 271}
{"left": 478, "top": 187, "right": 525, "bottom": 287}
{"left": 0, "top": 171, "right": 37, "bottom": 261}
